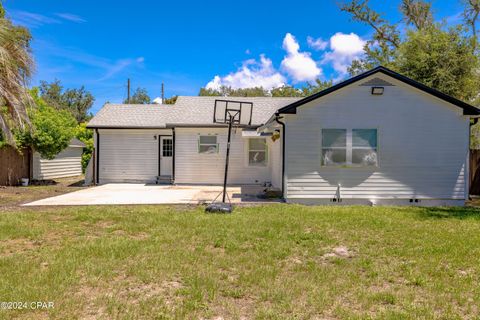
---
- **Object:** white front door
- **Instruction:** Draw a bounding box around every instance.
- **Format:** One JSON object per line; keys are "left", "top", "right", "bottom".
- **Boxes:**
{"left": 160, "top": 136, "right": 173, "bottom": 176}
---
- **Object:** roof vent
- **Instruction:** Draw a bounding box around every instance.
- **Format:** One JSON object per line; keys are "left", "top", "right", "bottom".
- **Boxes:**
{"left": 360, "top": 77, "right": 394, "bottom": 87}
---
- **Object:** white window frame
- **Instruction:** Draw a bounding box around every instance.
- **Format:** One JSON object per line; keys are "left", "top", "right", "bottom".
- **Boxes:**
{"left": 321, "top": 128, "right": 378, "bottom": 167}
{"left": 247, "top": 138, "right": 268, "bottom": 167}
{"left": 198, "top": 135, "right": 219, "bottom": 154}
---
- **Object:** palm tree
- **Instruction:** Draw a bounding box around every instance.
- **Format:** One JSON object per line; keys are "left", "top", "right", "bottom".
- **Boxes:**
{"left": 0, "top": 8, "right": 34, "bottom": 146}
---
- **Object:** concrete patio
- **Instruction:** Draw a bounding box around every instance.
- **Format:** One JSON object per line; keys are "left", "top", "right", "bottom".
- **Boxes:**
{"left": 23, "top": 183, "right": 280, "bottom": 206}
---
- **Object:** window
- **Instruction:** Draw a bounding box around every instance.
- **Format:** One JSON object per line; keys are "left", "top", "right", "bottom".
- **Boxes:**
{"left": 322, "top": 129, "right": 347, "bottom": 166}
{"left": 198, "top": 135, "right": 218, "bottom": 154}
{"left": 248, "top": 138, "right": 268, "bottom": 166}
{"left": 162, "top": 138, "right": 173, "bottom": 157}
{"left": 352, "top": 129, "right": 377, "bottom": 166}
{"left": 322, "top": 129, "right": 377, "bottom": 166}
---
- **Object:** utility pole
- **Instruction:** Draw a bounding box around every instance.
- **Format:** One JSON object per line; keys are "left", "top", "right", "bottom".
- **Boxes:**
{"left": 127, "top": 78, "right": 131, "bottom": 103}
{"left": 161, "top": 82, "right": 165, "bottom": 104}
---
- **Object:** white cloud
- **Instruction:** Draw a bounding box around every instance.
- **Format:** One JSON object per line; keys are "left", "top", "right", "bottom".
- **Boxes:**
{"left": 205, "top": 54, "right": 285, "bottom": 90}
{"left": 280, "top": 33, "right": 322, "bottom": 83}
{"left": 307, "top": 36, "right": 328, "bottom": 51}
{"left": 322, "top": 32, "right": 366, "bottom": 76}
{"left": 11, "top": 10, "right": 60, "bottom": 28}
{"left": 55, "top": 13, "right": 86, "bottom": 23}
{"left": 153, "top": 97, "right": 163, "bottom": 104}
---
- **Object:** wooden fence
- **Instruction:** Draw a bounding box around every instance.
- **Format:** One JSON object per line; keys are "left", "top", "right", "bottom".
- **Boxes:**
{"left": 0, "top": 146, "right": 31, "bottom": 186}
{"left": 470, "top": 150, "right": 480, "bottom": 195}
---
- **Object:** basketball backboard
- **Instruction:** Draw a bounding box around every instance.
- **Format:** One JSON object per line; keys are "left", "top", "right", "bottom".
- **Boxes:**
{"left": 213, "top": 99, "right": 253, "bottom": 126}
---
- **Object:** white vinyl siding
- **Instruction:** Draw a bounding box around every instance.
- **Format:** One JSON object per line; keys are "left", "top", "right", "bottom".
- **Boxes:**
{"left": 97, "top": 129, "right": 171, "bottom": 183}
{"left": 33, "top": 147, "right": 83, "bottom": 180}
{"left": 175, "top": 128, "right": 271, "bottom": 185}
{"left": 270, "top": 134, "right": 282, "bottom": 189}
{"left": 284, "top": 74, "right": 469, "bottom": 203}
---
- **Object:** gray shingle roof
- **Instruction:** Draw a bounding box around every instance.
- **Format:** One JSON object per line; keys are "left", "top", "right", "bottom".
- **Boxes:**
{"left": 87, "top": 96, "right": 301, "bottom": 128}
{"left": 69, "top": 138, "right": 86, "bottom": 148}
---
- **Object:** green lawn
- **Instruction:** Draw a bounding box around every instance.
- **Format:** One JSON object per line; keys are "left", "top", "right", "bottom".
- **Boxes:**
{"left": 0, "top": 204, "right": 480, "bottom": 319}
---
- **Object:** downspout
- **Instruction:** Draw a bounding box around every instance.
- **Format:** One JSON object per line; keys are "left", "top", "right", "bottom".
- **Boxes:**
{"left": 172, "top": 127, "right": 176, "bottom": 183}
{"left": 274, "top": 113, "right": 286, "bottom": 199}
{"left": 95, "top": 129, "right": 100, "bottom": 185}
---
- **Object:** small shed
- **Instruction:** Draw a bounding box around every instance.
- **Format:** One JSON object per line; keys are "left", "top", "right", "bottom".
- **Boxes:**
{"left": 32, "top": 138, "right": 85, "bottom": 180}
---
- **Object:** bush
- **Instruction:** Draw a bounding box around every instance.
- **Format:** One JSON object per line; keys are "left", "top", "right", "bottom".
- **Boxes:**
{"left": 76, "top": 122, "right": 93, "bottom": 172}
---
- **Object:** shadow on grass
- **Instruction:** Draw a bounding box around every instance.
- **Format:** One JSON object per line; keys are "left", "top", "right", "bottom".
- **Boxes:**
{"left": 416, "top": 206, "right": 480, "bottom": 220}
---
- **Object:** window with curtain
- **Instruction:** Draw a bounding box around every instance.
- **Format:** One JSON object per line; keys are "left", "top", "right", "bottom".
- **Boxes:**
{"left": 198, "top": 135, "right": 218, "bottom": 154}
{"left": 352, "top": 129, "right": 377, "bottom": 166}
{"left": 322, "top": 129, "right": 347, "bottom": 166}
{"left": 322, "top": 129, "right": 377, "bottom": 166}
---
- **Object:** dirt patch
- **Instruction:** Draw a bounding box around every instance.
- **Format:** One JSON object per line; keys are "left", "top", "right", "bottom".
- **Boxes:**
{"left": 0, "top": 238, "right": 40, "bottom": 256}
{"left": 95, "top": 220, "right": 116, "bottom": 229}
{"left": 208, "top": 296, "right": 256, "bottom": 320}
{"left": 206, "top": 244, "right": 226, "bottom": 255}
{"left": 321, "top": 246, "right": 354, "bottom": 260}
{"left": 285, "top": 255, "right": 304, "bottom": 266}
{"left": 0, "top": 232, "right": 67, "bottom": 257}
{"left": 111, "top": 229, "right": 150, "bottom": 240}
{"left": 75, "top": 275, "right": 184, "bottom": 318}
{"left": 0, "top": 176, "right": 86, "bottom": 207}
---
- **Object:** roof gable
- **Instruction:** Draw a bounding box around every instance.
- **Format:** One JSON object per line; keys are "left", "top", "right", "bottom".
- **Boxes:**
{"left": 277, "top": 66, "right": 480, "bottom": 116}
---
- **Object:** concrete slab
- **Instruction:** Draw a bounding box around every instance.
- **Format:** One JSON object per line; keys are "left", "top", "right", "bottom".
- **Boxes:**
{"left": 23, "top": 184, "right": 279, "bottom": 206}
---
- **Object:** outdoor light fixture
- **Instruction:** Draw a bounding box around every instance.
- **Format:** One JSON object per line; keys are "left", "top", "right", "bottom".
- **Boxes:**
{"left": 371, "top": 87, "right": 384, "bottom": 95}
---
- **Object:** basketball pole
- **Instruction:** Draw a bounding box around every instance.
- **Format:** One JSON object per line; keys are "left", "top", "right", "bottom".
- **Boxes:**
{"left": 222, "top": 113, "right": 233, "bottom": 203}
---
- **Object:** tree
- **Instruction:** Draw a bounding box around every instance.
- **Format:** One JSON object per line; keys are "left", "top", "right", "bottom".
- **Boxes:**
{"left": 301, "top": 79, "right": 334, "bottom": 96}
{"left": 39, "top": 80, "right": 95, "bottom": 123}
{"left": 0, "top": 2, "right": 34, "bottom": 146}
{"left": 16, "top": 88, "right": 77, "bottom": 159}
{"left": 124, "top": 88, "right": 151, "bottom": 104}
{"left": 341, "top": 0, "right": 480, "bottom": 147}
{"left": 75, "top": 122, "right": 93, "bottom": 171}
{"left": 199, "top": 86, "right": 269, "bottom": 97}
{"left": 341, "top": 0, "right": 480, "bottom": 102}
{"left": 271, "top": 86, "right": 303, "bottom": 97}
{"left": 199, "top": 80, "right": 333, "bottom": 98}
{"left": 164, "top": 96, "right": 178, "bottom": 104}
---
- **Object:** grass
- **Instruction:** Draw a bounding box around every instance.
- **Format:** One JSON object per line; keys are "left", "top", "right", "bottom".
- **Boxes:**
{"left": 0, "top": 203, "right": 479, "bottom": 319}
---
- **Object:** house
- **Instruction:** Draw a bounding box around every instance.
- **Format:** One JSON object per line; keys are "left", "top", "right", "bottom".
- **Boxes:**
{"left": 87, "top": 66, "right": 480, "bottom": 206}
{"left": 32, "top": 138, "right": 85, "bottom": 180}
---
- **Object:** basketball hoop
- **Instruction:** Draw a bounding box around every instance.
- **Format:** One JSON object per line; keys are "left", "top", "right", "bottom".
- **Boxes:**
{"left": 206, "top": 100, "right": 253, "bottom": 213}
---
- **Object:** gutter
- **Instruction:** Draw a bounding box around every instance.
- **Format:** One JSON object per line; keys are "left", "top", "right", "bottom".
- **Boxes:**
{"left": 274, "top": 113, "right": 286, "bottom": 199}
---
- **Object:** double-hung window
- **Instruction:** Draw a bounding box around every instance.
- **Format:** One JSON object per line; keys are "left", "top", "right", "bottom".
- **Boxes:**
{"left": 352, "top": 129, "right": 377, "bottom": 166}
{"left": 248, "top": 138, "right": 268, "bottom": 166}
{"left": 321, "top": 129, "right": 347, "bottom": 166}
{"left": 322, "top": 129, "right": 377, "bottom": 166}
{"left": 198, "top": 135, "right": 218, "bottom": 154}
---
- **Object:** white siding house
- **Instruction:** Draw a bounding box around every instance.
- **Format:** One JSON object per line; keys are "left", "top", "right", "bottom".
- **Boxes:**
{"left": 32, "top": 138, "right": 85, "bottom": 180}
{"left": 281, "top": 75, "right": 469, "bottom": 205}
{"left": 175, "top": 128, "right": 273, "bottom": 185}
{"left": 87, "top": 67, "right": 480, "bottom": 206}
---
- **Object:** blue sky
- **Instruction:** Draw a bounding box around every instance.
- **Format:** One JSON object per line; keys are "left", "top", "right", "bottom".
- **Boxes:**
{"left": 4, "top": 0, "right": 464, "bottom": 114}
